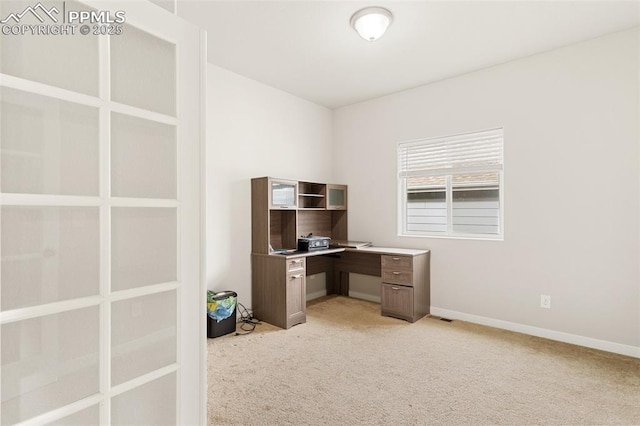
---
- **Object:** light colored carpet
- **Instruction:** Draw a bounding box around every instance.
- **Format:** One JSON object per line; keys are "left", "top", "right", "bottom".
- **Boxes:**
{"left": 207, "top": 296, "right": 640, "bottom": 425}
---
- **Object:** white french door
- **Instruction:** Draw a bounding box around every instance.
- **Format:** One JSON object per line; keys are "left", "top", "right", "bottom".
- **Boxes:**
{"left": 0, "top": 1, "right": 205, "bottom": 424}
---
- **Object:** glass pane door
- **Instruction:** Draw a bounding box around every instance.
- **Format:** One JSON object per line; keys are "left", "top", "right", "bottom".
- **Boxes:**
{"left": 0, "top": 1, "right": 204, "bottom": 424}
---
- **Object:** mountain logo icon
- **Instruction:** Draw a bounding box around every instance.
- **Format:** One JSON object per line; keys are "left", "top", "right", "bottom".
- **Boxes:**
{"left": 1, "top": 2, "right": 60, "bottom": 24}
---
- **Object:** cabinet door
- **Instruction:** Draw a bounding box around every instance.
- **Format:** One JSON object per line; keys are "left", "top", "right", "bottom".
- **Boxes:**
{"left": 286, "top": 272, "right": 306, "bottom": 328}
{"left": 381, "top": 284, "right": 414, "bottom": 321}
{"left": 326, "top": 184, "right": 347, "bottom": 210}
{"left": 269, "top": 178, "right": 298, "bottom": 209}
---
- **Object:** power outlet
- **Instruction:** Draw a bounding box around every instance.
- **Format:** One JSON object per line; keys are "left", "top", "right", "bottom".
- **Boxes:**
{"left": 540, "top": 294, "right": 551, "bottom": 309}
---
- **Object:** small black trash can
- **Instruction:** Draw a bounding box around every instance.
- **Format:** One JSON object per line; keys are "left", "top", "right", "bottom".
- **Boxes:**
{"left": 207, "top": 290, "right": 237, "bottom": 338}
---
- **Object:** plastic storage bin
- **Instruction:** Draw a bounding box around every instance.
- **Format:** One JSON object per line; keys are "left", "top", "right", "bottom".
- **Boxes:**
{"left": 207, "top": 290, "right": 237, "bottom": 338}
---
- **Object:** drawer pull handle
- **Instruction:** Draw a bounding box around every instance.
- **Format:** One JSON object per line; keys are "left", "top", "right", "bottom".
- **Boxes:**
{"left": 391, "top": 287, "right": 400, "bottom": 290}
{"left": 392, "top": 271, "right": 401, "bottom": 275}
{"left": 291, "top": 259, "right": 302, "bottom": 264}
{"left": 290, "top": 274, "right": 302, "bottom": 279}
{"left": 392, "top": 257, "right": 401, "bottom": 261}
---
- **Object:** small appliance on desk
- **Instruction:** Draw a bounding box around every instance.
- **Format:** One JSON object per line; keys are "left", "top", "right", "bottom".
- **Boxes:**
{"left": 297, "top": 233, "right": 330, "bottom": 252}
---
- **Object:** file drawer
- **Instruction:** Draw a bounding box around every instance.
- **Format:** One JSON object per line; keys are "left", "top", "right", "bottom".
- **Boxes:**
{"left": 382, "top": 269, "right": 413, "bottom": 286}
{"left": 381, "top": 255, "right": 412, "bottom": 270}
{"left": 381, "top": 283, "right": 414, "bottom": 322}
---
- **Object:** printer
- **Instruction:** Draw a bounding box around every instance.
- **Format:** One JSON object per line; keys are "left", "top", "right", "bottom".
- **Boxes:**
{"left": 297, "top": 234, "right": 330, "bottom": 252}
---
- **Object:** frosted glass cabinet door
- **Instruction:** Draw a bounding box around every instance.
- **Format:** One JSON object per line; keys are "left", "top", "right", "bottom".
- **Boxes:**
{"left": 1, "top": 206, "right": 100, "bottom": 311}
{"left": 326, "top": 184, "right": 347, "bottom": 210}
{"left": 111, "top": 113, "right": 177, "bottom": 199}
{"left": 0, "top": 87, "right": 100, "bottom": 196}
{"left": 0, "top": 1, "right": 99, "bottom": 95}
{"left": 0, "top": 307, "right": 100, "bottom": 425}
{"left": 269, "top": 179, "right": 298, "bottom": 209}
{"left": 111, "top": 25, "right": 176, "bottom": 116}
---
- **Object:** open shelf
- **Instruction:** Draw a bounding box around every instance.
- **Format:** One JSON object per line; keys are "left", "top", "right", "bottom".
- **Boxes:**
{"left": 298, "top": 181, "right": 326, "bottom": 209}
{"left": 251, "top": 177, "right": 348, "bottom": 254}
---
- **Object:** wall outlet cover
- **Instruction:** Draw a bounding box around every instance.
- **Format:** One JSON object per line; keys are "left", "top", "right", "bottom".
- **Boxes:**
{"left": 540, "top": 294, "right": 551, "bottom": 309}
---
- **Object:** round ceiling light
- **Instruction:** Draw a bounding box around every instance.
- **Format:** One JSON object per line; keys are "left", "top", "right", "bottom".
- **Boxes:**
{"left": 350, "top": 7, "right": 393, "bottom": 42}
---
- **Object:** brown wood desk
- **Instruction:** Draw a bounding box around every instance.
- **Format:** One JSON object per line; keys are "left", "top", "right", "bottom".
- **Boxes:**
{"left": 252, "top": 247, "right": 430, "bottom": 329}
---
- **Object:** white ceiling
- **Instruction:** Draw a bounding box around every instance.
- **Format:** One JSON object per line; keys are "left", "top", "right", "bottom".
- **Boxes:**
{"left": 178, "top": 1, "right": 640, "bottom": 109}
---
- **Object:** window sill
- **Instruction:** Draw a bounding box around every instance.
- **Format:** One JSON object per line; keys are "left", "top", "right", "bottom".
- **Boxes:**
{"left": 398, "top": 232, "right": 504, "bottom": 242}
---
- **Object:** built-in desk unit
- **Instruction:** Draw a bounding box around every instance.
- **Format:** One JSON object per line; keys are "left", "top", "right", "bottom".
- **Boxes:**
{"left": 251, "top": 176, "right": 430, "bottom": 329}
{"left": 252, "top": 177, "right": 347, "bottom": 255}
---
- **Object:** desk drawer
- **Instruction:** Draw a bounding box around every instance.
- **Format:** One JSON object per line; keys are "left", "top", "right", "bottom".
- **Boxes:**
{"left": 287, "top": 258, "right": 305, "bottom": 272}
{"left": 381, "top": 283, "right": 414, "bottom": 320}
{"left": 382, "top": 269, "right": 413, "bottom": 286}
{"left": 381, "top": 255, "right": 412, "bottom": 271}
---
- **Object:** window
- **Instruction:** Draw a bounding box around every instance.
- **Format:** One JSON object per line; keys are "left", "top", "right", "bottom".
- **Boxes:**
{"left": 398, "top": 128, "right": 504, "bottom": 239}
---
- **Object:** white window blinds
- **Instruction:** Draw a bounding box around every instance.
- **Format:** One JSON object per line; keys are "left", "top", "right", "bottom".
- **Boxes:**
{"left": 398, "top": 128, "right": 504, "bottom": 178}
{"left": 398, "top": 128, "right": 504, "bottom": 238}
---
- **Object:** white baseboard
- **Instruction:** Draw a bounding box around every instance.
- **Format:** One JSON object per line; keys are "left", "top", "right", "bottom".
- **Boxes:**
{"left": 430, "top": 307, "right": 640, "bottom": 359}
{"left": 348, "top": 291, "right": 381, "bottom": 303}
{"left": 306, "top": 290, "right": 327, "bottom": 301}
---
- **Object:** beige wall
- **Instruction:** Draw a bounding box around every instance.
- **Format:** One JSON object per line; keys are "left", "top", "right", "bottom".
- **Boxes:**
{"left": 206, "top": 29, "right": 639, "bottom": 355}
{"left": 206, "top": 64, "right": 333, "bottom": 305}
{"left": 332, "top": 29, "right": 640, "bottom": 351}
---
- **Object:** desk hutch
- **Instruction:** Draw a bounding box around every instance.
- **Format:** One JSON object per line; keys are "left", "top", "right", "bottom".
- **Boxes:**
{"left": 251, "top": 176, "right": 430, "bottom": 329}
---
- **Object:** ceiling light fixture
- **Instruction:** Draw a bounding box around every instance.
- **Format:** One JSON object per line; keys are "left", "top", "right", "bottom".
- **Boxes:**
{"left": 350, "top": 7, "right": 393, "bottom": 42}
